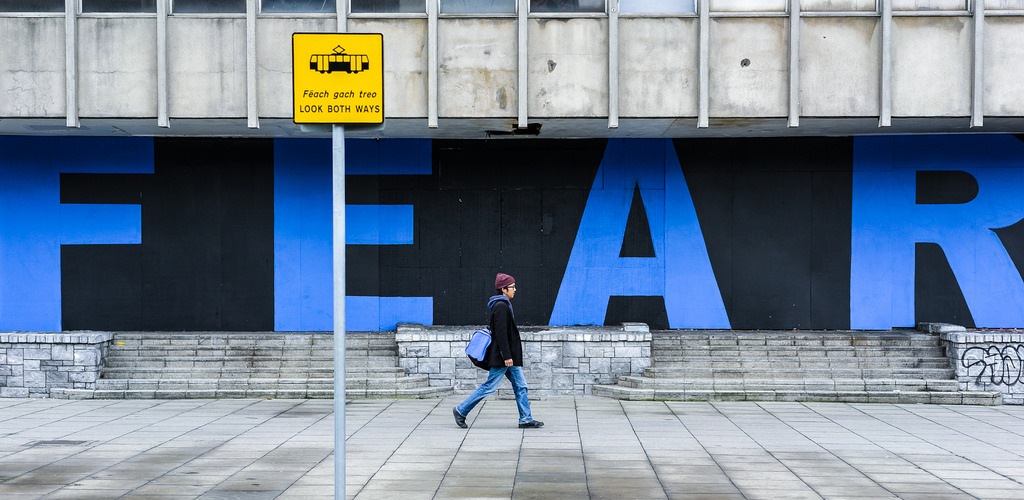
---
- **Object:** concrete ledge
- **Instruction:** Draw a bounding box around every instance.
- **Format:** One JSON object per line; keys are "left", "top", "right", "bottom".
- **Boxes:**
{"left": 938, "top": 326, "right": 1024, "bottom": 404}
{"left": 396, "top": 323, "right": 651, "bottom": 343}
{"left": 0, "top": 332, "right": 113, "bottom": 344}
{"left": 917, "top": 322, "right": 967, "bottom": 334}
{"left": 396, "top": 323, "right": 652, "bottom": 396}
{"left": 1, "top": 331, "right": 113, "bottom": 398}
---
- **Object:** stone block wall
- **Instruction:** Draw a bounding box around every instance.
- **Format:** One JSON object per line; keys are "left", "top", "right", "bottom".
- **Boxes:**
{"left": 395, "top": 323, "right": 651, "bottom": 396}
{"left": 0, "top": 332, "right": 113, "bottom": 398}
{"left": 929, "top": 323, "right": 1024, "bottom": 404}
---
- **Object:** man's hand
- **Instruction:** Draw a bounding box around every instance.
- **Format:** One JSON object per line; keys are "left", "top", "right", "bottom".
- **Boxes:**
{"left": 504, "top": 359, "right": 513, "bottom": 367}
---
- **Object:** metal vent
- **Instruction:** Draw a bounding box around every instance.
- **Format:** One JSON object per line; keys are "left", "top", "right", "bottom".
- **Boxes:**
{"left": 27, "top": 440, "right": 89, "bottom": 447}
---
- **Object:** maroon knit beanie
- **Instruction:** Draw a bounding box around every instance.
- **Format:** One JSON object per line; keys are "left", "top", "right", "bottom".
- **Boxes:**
{"left": 494, "top": 273, "right": 515, "bottom": 291}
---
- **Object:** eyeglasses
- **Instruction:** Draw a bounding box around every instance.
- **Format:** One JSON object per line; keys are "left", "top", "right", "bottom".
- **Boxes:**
{"left": 507, "top": 284, "right": 516, "bottom": 289}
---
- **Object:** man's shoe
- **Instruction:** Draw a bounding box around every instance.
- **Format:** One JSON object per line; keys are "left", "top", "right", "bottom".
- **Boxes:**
{"left": 453, "top": 407, "right": 468, "bottom": 429}
{"left": 519, "top": 420, "right": 544, "bottom": 428}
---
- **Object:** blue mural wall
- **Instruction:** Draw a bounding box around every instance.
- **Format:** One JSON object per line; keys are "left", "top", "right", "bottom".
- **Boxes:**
{"left": 0, "top": 137, "right": 153, "bottom": 331}
{"left": 851, "top": 135, "right": 1024, "bottom": 329}
{"left": 2, "top": 135, "right": 1024, "bottom": 332}
{"left": 273, "top": 138, "right": 434, "bottom": 331}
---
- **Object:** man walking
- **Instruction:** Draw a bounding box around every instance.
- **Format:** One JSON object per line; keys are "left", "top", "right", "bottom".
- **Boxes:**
{"left": 453, "top": 273, "right": 544, "bottom": 429}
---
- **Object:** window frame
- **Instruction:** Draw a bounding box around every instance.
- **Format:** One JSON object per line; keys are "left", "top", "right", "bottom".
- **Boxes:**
{"left": 259, "top": 0, "right": 338, "bottom": 15}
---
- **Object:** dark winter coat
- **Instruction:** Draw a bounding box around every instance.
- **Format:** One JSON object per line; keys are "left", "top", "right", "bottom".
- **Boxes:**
{"left": 485, "top": 295, "right": 523, "bottom": 368}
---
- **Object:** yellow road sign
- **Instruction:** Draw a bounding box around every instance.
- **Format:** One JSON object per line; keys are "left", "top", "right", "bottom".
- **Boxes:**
{"left": 292, "top": 33, "right": 384, "bottom": 124}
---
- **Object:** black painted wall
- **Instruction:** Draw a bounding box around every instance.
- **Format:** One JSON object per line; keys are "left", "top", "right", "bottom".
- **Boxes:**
{"left": 53, "top": 136, "right": 1024, "bottom": 331}
{"left": 61, "top": 138, "right": 274, "bottom": 330}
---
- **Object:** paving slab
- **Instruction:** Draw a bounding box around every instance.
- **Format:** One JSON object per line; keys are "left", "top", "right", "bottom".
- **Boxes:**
{"left": 2, "top": 397, "right": 1024, "bottom": 499}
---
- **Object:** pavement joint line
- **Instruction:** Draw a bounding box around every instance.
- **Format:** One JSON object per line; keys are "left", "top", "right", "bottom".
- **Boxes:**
{"left": 573, "top": 397, "right": 593, "bottom": 500}
{"left": 666, "top": 402, "right": 743, "bottom": 497}
{"left": 802, "top": 403, "right": 982, "bottom": 499}
{"left": 164, "top": 399, "right": 334, "bottom": 496}
{"left": 430, "top": 400, "right": 475, "bottom": 499}
{"left": 757, "top": 401, "right": 901, "bottom": 499}
{"left": 349, "top": 399, "right": 440, "bottom": 499}
{"left": 618, "top": 400, "right": 673, "bottom": 500}
{"left": 872, "top": 404, "right": 1024, "bottom": 490}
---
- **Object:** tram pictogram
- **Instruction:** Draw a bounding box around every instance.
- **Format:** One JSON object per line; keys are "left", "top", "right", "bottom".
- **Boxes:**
{"left": 310, "top": 46, "right": 370, "bottom": 74}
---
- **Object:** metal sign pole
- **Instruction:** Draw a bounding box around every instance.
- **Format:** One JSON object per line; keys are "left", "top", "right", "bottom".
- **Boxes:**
{"left": 332, "top": 123, "right": 346, "bottom": 500}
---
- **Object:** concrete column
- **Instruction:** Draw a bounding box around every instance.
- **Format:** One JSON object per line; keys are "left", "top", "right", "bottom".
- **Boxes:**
{"left": 518, "top": 0, "right": 528, "bottom": 127}
{"left": 157, "top": 0, "right": 169, "bottom": 127}
{"left": 246, "top": 0, "right": 259, "bottom": 129}
{"left": 65, "top": 0, "right": 79, "bottom": 128}
{"left": 788, "top": 0, "right": 800, "bottom": 128}
{"left": 608, "top": 0, "right": 619, "bottom": 129}
{"left": 698, "top": 0, "right": 710, "bottom": 128}
{"left": 879, "top": 0, "right": 892, "bottom": 127}
{"left": 971, "top": 0, "right": 984, "bottom": 128}
{"left": 428, "top": 0, "right": 439, "bottom": 128}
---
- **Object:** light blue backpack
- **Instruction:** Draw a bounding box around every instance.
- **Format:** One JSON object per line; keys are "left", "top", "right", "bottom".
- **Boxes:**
{"left": 465, "top": 328, "right": 491, "bottom": 369}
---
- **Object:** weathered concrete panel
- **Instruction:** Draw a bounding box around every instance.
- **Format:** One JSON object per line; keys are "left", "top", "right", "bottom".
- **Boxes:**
{"left": 619, "top": 17, "right": 698, "bottom": 118}
{"left": 256, "top": 18, "right": 335, "bottom": 118}
{"left": 78, "top": 18, "right": 157, "bottom": 118}
{"left": 350, "top": 18, "right": 428, "bottom": 118}
{"left": 529, "top": 18, "right": 608, "bottom": 117}
{"left": 0, "top": 18, "right": 65, "bottom": 117}
{"left": 168, "top": 18, "right": 247, "bottom": 118}
{"left": 709, "top": 18, "right": 788, "bottom": 118}
{"left": 984, "top": 17, "right": 1024, "bottom": 116}
{"left": 438, "top": 19, "right": 517, "bottom": 118}
{"left": 800, "top": 17, "right": 879, "bottom": 117}
{"left": 892, "top": 17, "right": 971, "bottom": 117}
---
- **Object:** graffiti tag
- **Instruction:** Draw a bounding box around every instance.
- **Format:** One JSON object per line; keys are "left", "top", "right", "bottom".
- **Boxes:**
{"left": 961, "top": 345, "right": 1024, "bottom": 386}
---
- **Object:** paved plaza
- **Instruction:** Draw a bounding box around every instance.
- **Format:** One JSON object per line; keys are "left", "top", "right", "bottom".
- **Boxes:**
{"left": 1, "top": 397, "right": 1024, "bottom": 499}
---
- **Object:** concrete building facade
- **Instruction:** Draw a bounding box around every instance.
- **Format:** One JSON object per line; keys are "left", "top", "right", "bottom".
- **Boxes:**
{"left": 4, "top": 1, "right": 1024, "bottom": 333}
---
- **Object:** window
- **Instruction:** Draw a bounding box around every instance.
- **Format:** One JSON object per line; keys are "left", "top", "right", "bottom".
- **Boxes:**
{"left": 83, "top": 0, "right": 157, "bottom": 12}
{"left": 987, "top": 0, "right": 1024, "bottom": 8}
{"left": 262, "top": 0, "right": 336, "bottom": 12}
{"left": 620, "top": 0, "right": 694, "bottom": 13}
{"left": 530, "top": 0, "right": 604, "bottom": 13}
{"left": 800, "top": 0, "right": 874, "bottom": 11}
{"left": 173, "top": 0, "right": 246, "bottom": 13}
{"left": 892, "top": 0, "right": 967, "bottom": 9}
{"left": 441, "top": 0, "right": 515, "bottom": 13}
{"left": 0, "top": 0, "right": 64, "bottom": 12}
{"left": 709, "top": 0, "right": 786, "bottom": 12}
{"left": 350, "top": 0, "right": 425, "bottom": 13}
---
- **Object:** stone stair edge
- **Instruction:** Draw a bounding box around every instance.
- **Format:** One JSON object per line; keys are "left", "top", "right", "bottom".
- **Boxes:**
{"left": 591, "top": 385, "right": 1002, "bottom": 404}
{"left": 50, "top": 386, "right": 453, "bottom": 400}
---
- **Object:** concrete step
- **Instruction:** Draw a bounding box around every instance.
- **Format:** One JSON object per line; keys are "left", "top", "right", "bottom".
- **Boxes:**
{"left": 591, "top": 385, "right": 1002, "bottom": 405}
{"left": 593, "top": 330, "right": 986, "bottom": 405}
{"left": 651, "top": 346, "right": 947, "bottom": 359}
{"left": 50, "top": 385, "right": 453, "bottom": 400}
{"left": 100, "top": 366, "right": 406, "bottom": 378}
{"left": 109, "top": 334, "right": 392, "bottom": 351}
{"left": 103, "top": 349, "right": 384, "bottom": 359}
{"left": 647, "top": 357, "right": 952, "bottom": 370}
{"left": 651, "top": 332, "right": 942, "bottom": 348}
{"left": 103, "top": 355, "right": 397, "bottom": 367}
{"left": 91, "top": 332, "right": 448, "bottom": 399}
{"left": 95, "top": 375, "right": 431, "bottom": 391}
{"left": 106, "top": 341, "right": 390, "bottom": 349}
{"left": 642, "top": 366, "right": 956, "bottom": 379}
{"left": 616, "top": 376, "right": 960, "bottom": 392}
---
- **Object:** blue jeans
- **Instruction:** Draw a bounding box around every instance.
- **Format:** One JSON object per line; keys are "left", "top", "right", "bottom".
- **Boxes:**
{"left": 456, "top": 366, "right": 533, "bottom": 424}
